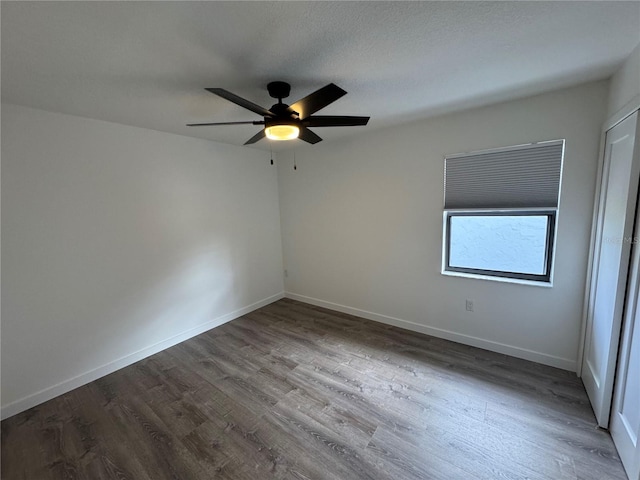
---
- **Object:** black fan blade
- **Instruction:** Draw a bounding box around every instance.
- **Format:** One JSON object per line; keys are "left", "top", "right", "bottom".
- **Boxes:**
{"left": 298, "top": 127, "right": 322, "bottom": 144}
{"left": 206, "top": 88, "right": 275, "bottom": 117}
{"left": 244, "top": 130, "right": 266, "bottom": 145}
{"left": 303, "top": 116, "right": 370, "bottom": 127}
{"left": 290, "top": 84, "right": 347, "bottom": 119}
{"left": 186, "top": 121, "right": 265, "bottom": 127}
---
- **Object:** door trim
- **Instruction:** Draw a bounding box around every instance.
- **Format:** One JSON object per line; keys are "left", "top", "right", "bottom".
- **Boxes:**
{"left": 610, "top": 195, "right": 640, "bottom": 480}
{"left": 579, "top": 111, "right": 640, "bottom": 427}
{"left": 578, "top": 102, "right": 640, "bottom": 379}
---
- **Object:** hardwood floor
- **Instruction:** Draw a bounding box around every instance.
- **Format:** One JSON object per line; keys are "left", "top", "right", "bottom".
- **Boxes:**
{"left": 1, "top": 298, "right": 628, "bottom": 479}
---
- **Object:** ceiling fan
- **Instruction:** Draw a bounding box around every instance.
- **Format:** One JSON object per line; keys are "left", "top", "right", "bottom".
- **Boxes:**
{"left": 187, "top": 81, "right": 370, "bottom": 145}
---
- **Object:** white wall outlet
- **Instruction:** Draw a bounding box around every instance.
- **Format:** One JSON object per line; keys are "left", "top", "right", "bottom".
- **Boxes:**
{"left": 465, "top": 299, "right": 474, "bottom": 312}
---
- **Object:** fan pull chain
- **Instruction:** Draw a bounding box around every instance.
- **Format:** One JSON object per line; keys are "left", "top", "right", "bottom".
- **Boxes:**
{"left": 270, "top": 144, "right": 274, "bottom": 165}
{"left": 293, "top": 151, "right": 297, "bottom": 171}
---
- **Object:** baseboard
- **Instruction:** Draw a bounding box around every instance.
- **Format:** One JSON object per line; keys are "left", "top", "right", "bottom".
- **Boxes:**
{"left": 1, "top": 292, "right": 285, "bottom": 420}
{"left": 285, "top": 292, "right": 577, "bottom": 371}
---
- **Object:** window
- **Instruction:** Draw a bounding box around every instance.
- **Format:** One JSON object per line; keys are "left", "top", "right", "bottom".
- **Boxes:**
{"left": 445, "top": 211, "right": 555, "bottom": 282}
{"left": 442, "top": 140, "right": 564, "bottom": 283}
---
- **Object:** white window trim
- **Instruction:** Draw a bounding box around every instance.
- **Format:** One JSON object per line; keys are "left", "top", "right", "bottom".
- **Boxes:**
{"left": 441, "top": 269, "right": 554, "bottom": 288}
{"left": 440, "top": 208, "right": 558, "bottom": 286}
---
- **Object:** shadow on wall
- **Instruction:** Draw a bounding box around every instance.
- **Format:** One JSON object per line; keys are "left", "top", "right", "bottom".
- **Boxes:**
{"left": 102, "top": 246, "right": 238, "bottom": 360}
{"left": 1, "top": 240, "right": 242, "bottom": 410}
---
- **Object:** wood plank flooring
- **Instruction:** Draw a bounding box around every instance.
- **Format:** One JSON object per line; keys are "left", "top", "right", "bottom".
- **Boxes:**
{"left": 1, "top": 298, "right": 628, "bottom": 479}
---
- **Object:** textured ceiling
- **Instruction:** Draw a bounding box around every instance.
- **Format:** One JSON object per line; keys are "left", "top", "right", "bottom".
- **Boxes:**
{"left": 2, "top": 1, "right": 639, "bottom": 149}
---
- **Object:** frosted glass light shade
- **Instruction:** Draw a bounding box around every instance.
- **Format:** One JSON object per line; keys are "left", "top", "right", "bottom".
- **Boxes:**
{"left": 265, "top": 124, "right": 299, "bottom": 141}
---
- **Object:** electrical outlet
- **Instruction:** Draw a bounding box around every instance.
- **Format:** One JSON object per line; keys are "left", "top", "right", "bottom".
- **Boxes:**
{"left": 465, "top": 299, "right": 474, "bottom": 312}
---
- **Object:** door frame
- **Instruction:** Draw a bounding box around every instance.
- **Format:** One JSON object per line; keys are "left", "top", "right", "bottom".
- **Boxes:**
{"left": 578, "top": 94, "right": 640, "bottom": 381}
{"left": 610, "top": 200, "right": 640, "bottom": 480}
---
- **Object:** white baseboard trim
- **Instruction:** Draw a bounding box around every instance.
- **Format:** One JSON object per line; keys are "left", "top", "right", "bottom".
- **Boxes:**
{"left": 285, "top": 292, "right": 577, "bottom": 372}
{"left": 1, "top": 292, "right": 285, "bottom": 420}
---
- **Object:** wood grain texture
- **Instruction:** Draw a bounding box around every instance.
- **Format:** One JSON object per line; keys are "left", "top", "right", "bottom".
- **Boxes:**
{"left": 1, "top": 298, "right": 628, "bottom": 479}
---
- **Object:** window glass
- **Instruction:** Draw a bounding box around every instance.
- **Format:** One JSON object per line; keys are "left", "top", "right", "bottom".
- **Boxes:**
{"left": 449, "top": 215, "right": 549, "bottom": 275}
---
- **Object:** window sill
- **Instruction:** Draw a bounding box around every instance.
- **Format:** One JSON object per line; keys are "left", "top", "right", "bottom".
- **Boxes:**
{"left": 441, "top": 269, "right": 553, "bottom": 288}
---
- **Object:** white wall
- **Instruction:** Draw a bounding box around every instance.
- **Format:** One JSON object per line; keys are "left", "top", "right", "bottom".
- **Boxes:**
{"left": 1, "top": 104, "right": 284, "bottom": 418}
{"left": 607, "top": 42, "right": 640, "bottom": 120}
{"left": 278, "top": 81, "right": 609, "bottom": 371}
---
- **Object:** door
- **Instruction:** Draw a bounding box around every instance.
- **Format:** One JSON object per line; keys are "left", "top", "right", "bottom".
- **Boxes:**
{"left": 610, "top": 205, "right": 640, "bottom": 480}
{"left": 582, "top": 111, "right": 640, "bottom": 427}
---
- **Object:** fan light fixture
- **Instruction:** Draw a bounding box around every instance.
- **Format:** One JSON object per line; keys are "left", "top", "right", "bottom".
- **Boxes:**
{"left": 187, "top": 81, "right": 370, "bottom": 145}
{"left": 265, "top": 124, "right": 299, "bottom": 141}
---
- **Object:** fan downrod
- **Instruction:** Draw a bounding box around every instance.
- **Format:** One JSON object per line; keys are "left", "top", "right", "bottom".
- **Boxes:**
{"left": 267, "top": 81, "right": 291, "bottom": 102}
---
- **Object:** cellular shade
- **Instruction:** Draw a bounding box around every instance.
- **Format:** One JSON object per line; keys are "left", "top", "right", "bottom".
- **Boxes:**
{"left": 444, "top": 141, "right": 564, "bottom": 209}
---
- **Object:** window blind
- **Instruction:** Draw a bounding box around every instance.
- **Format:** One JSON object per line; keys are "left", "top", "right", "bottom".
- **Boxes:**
{"left": 444, "top": 141, "right": 564, "bottom": 209}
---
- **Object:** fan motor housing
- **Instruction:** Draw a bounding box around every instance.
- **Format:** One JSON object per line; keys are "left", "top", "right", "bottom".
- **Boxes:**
{"left": 265, "top": 117, "right": 300, "bottom": 129}
{"left": 267, "top": 81, "right": 291, "bottom": 100}
{"left": 268, "top": 103, "right": 296, "bottom": 118}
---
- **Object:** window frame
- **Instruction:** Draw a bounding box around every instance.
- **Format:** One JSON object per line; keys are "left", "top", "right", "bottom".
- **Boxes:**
{"left": 442, "top": 208, "right": 557, "bottom": 284}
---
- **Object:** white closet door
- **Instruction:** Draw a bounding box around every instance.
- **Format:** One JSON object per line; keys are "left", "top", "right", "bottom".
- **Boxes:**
{"left": 610, "top": 203, "right": 640, "bottom": 480}
{"left": 582, "top": 111, "right": 640, "bottom": 427}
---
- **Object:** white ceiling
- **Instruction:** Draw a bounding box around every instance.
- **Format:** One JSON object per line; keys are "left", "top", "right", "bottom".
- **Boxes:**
{"left": 2, "top": 1, "right": 639, "bottom": 149}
